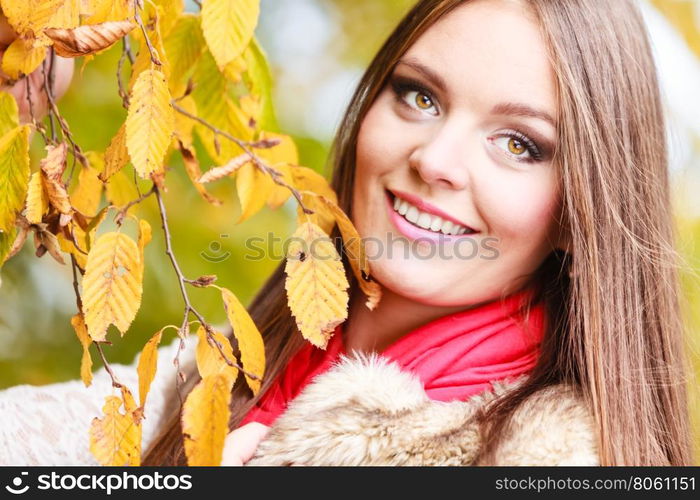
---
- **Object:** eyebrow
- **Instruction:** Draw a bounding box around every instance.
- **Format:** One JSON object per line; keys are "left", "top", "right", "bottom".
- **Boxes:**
{"left": 395, "top": 57, "right": 557, "bottom": 128}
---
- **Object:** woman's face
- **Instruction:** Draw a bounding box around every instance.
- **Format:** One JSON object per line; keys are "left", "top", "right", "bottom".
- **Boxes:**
{"left": 353, "top": 0, "right": 565, "bottom": 307}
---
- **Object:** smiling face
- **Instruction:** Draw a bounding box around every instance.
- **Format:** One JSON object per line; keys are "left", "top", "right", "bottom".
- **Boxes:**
{"left": 352, "top": 0, "right": 566, "bottom": 307}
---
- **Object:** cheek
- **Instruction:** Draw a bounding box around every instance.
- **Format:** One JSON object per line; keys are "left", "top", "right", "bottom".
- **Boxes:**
{"left": 482, "top": 171, "right": 560, "bottom": 246}
{"left": 355, "top": 97, "right": 406, "bottom": 177}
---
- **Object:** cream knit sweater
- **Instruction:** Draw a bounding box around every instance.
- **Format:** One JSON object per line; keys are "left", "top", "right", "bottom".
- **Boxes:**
{"left": 0, "top": 334, "right": 198, "bottom": 465}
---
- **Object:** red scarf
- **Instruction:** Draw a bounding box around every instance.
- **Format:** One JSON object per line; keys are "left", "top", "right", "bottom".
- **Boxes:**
{"left": 240, "top": 286, "right": 546, "bottom": 427}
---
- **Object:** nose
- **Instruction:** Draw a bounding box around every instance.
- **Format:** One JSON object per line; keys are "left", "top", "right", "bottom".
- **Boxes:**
{"left": 408, "top": 118, "right": 472, "bottom": 190}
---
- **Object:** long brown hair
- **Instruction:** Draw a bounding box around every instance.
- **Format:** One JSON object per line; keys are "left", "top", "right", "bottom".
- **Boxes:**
{"left": 143, "top": 0, "right": 695, "bottom": 465}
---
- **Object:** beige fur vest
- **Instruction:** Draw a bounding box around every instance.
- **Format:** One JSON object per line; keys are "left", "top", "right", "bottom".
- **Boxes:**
{"left": 245, "top": 352, "right": 600, "bottom": 466}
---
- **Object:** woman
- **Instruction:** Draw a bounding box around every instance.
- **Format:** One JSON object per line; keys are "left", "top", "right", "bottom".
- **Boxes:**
{"left": 0, "top": 0, "right": 694, "bottom": 466}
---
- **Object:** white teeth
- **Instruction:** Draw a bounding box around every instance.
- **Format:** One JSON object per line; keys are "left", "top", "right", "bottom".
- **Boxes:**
{"left": 391, "top": 193, "right": 473, "bottom": 235}
{"left": 416, "top": 212, "right": 432, "bottom": 229}
{"left": 405, "top": 206, "right": 419, "bottom": 223}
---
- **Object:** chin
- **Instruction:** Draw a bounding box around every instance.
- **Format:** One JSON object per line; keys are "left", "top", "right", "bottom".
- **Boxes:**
{"left": 369, "top": 259, "right": 466, "bottom": 306}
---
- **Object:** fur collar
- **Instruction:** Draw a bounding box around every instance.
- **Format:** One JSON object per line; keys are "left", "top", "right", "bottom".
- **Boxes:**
{"left": 246, "top": 352, "right": 600, "bottom": 466}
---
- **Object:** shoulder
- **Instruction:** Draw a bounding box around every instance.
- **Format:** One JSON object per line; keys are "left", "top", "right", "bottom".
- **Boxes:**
{"left": 477, "top": 382, "right": 600, "bottom": 466}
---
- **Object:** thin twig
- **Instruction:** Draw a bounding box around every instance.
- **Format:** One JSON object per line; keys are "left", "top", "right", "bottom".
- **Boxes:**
{"left": 153, "top": 185, "right": 260, "bottom": 383}
{"left": 192, "top": 0, "right": 202, "bottom": 8}
{"left": 117, "top": 38, "right": 131, "bottom": 109}
{"left": 41, "top": 49, "right": 88, "bottom": 169}
{"left": 171, "top": 102, "right": 315, "bottom": 214}
{"left": 24, "top": 76, "right": 50, "bottom": 144}
{"left": 95, "top": 343, "right": 123, "bottom": 389}
{"left": 114, "top": 184, "right": 156, "bottom": 225}
{"left": 133, "top": 0, "right": 161, "bottom": 66}
{"left": 69, "top": 254, "right": 83, "bottom": 310}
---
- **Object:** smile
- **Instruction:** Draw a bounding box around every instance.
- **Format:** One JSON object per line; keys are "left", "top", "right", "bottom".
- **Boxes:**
{"left": 387, "top": 189, "right": 478, "bottom": 235}
{"left": 385, "top": 189, "right": 480, "bottom": 242}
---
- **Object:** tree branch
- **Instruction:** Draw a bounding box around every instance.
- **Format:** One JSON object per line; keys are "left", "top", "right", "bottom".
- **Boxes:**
{"left": 152, "top": 185, "right": 261, "bottom": 386}
{"left": 133, "top": 0, "right": 161, "bottom": 66}
{"left": 171, "top": 102, "right": 315, "bottom": 215}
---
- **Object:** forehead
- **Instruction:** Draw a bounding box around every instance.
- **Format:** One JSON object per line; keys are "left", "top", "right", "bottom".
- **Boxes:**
{"left": 401, "top": 0, "right": 557, "bottom": 117}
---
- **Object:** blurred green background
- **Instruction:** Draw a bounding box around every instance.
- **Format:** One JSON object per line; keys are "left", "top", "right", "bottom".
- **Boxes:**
{"left": 0, "top": 0, "right": 698, "bottom": 460}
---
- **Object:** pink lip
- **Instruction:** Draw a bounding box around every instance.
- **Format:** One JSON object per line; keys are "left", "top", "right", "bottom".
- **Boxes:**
{"left": 385, "top": 190, "right": 479, "bottom": 243}
{"left": 388, "top": 188, "right": 479, "bottom": 233}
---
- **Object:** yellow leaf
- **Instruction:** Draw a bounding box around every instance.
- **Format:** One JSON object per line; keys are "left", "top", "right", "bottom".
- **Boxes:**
{"left": 255, "top": 132, "right": 297, "bottom": 209}
{"left": 0, "top": 125, "right": 30, "bottom": 233}
{"left": 284, "top": 222, "right": 350, "bottom": 349}
{"left": 191, "top": 49, "right": 254, "bottom": 161}
{"left": 82, "top": 232, "right": 143, "bottom": 341}
{"left": 70, "top": 312, "right": 93, "bottom": 387}
{"left": 82, "top": 0, "right": 133, "bottom": 24}
{"left": 0, "top": 0, "right": 63, "bottom": 38}
{"left": 70, "top": 164, "right": 103, "bottom": 217}
{"left": 44, "top": 21, "right": 135, "bottom": 58}
{"left": 172, "top": 95, "right": 197, "bottom": 150}
{"left": 101, "top": 125, "right": 130, "bottom": 181}
{"left": 163, "top": 14, "right": 205, "bottom": 96}
{"left": 220, "top": 287, "right": 265, "bottom": 394}
{"left": 136, "top": 217, "right": 151, "bottom": 281}
{"left": 1, "top": 38, "right": 46, "bottom": 79}
{"left": 222, "top": 53, "right": 246, "bottom": 82}
{"left": 315, "top": 194, "right": 382, "bottom": 311}
{"left": 145, "top": 0, "right": 183, "bottom": 37}
{"left": 126, "top": 68, "right": 174, "bottom": 179}
{"left": 0, "top": 226, "right": 18, "bottom": 267}
{"left": 182, "top": 373, "right": 233, "bottom": 466}
{"left": 25, "top": 171, "right": 49, "bottom": 224}
{"left": 292, "top": 166, "right": 337, "bottom": 234}
{"left": 48, "top": 0, "right": 81, "bottom": 30}
{"left": 89, "top": 393, "right": 141, "bottom": 466}
{"left": 105, "top": 169, "right": 140, "bottom": 214}
{"left": 120, "top": 384, "right": 140, "bottom": 416}
{"left": 242, "top": 37, "right": 277, "bottom": 131}
{"left": 137, "top": 329, "right": 162, "bottom": 408}
{"left": 195, "top": 325, "right": 238, "bottom": 383}
{"left": 57, "top": 221, "right": 90, "bottom": 269}
{"left": 238, "top": 94, "right": 259, "bottom": 128}
{"left": 178, "top": 141, "right": 222, "bottom": 205}
{"left": 200, "top": 0, "right": 260, "bottom": 70}
{"left": 0, "top": 92, "right": 19, "bottom": 137}
{"left": 235, "top": 162, "right": 274, "bottom": 224}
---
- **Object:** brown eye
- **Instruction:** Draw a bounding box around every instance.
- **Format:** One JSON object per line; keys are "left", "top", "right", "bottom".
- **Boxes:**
{"left": 403, "top": 89, "right": 437, "bottom": 115}
{"left": 507, "top": 138, "right": 526, "bottom": 155}
{"left": 415, "top": 93, "right": 433, "bottom": 110}
{"left": 490, "top": 132, "right": 543, "bottom": 164}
